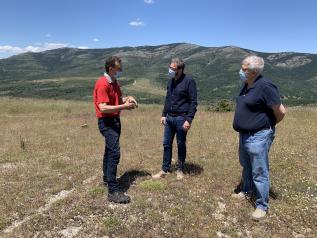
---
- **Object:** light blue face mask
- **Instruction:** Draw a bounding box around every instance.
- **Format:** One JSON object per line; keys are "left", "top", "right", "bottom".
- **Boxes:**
{"left": 115, "top": 71, "right": 122, "bottom": 79}
{"left": 168, "top": 68, "right": 176, "bottom": 79}
{"left": 239, "top": 69, "right": 248, "bottom": 82}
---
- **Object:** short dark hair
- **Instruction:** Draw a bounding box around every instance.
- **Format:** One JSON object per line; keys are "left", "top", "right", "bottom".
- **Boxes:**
{"left": 105, "top": 56, "right": 121, "bottom": 73}
{"left": 171, "top": 58, "right": 185, "bottom": 70}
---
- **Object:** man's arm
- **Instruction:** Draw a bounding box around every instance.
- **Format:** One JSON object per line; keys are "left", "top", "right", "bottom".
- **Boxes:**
{"left": 272, "top": 104, "right": 286, "bottom": 123}
{"left": 162, "top": 81, "right": 170, "bottom": 118}
{"left": 99, "top": 101, "right": 135, "bottom": 113}
{"left": 162, "top": 97, "right": 168, "bottom": 117}
{"left": 186, "top": 79, "right": 198, "bottom": 124}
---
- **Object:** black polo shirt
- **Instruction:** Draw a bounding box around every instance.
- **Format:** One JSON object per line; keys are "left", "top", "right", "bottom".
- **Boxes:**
{"left": 162, "top": 73, "right": 198, "bottom": 123}
{"left": 233, "top": 75, "right": 281, "bottom": 132}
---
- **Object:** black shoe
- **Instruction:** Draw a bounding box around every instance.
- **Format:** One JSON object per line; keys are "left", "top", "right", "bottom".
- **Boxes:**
{"left": 108, "top": 191, "right": 131, "bottom": 204}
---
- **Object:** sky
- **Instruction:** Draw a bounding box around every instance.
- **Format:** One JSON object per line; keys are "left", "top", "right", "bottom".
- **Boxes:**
{"left": 0, "top": 0, "right": 316, "bottom": 59}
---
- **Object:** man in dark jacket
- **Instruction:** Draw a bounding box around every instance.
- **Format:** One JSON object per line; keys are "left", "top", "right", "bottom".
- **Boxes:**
{"left": 153, "top": 58, "right": 198, "bottom": 180}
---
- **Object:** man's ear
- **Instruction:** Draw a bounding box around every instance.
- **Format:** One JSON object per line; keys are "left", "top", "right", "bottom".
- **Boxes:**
{"left": 250, "top": 71, "right": 257, "bottom": 78}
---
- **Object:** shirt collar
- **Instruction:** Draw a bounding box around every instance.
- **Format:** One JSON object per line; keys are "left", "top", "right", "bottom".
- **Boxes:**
{"left": 242, "top": 75, "right": 263, "bottom": 91}
{"left": 249, "top": 75, "right": 263, "bottom": 88}
{"left": 104, "top": 72, "right": 114, "bottom": 84}
{"left": 172, "top": 73, "right": 185, "bottom": 83}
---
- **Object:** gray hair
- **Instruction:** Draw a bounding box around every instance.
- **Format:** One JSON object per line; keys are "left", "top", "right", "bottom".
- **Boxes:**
{"left": 171, "top": 58, "right": 185, "bottom": 70}
{"left": 242, "top": 55, "right": 264, "bottom": 74}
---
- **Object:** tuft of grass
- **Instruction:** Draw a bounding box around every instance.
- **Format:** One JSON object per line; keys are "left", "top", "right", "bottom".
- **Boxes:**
{"left": 0, "top": 217, "right": 7, "bottom": 231}
{"left": 19, "top": 135, "right": 26, "bottom": 150}
{"left": 102, "top": 217, "right": 120, "bottom": 230}
{"left": 139, "top": 180, "right": 166, "bottom": 191}
{"left": 88, "top": 186, "right": 105, "bottom": 198}
{"left": 50, "top": 160, "right": 69, "bottom": 170}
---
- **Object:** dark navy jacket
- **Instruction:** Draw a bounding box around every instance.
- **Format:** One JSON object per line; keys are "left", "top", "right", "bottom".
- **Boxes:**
{"left": 233, "top": 75, "right": 281, "bottom": 132}
{"left": 162, "top": 73, "right": 198, "bottom": 123}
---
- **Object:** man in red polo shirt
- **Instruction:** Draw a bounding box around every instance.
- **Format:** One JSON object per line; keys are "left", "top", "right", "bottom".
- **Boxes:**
{"left": 93, "top": 56, "right": 137, "bottom": 204}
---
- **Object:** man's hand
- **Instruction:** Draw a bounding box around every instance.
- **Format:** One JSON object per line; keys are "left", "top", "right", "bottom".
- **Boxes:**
{"left": 160, "top": 117, "right": 166, "bottom": 125}
{"left": 182, "top": 120, "right": 191, "bottom": 132}
{"left": 127, "top": 96, "right": 138, "bottom": 108}
{"left": 124, "top": 100, "right": 136, "bottom": 110}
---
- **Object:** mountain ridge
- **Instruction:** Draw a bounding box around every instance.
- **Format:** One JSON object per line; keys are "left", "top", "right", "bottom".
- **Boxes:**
{"left": 1, "top": 43, "right": 317, "bottom": 105}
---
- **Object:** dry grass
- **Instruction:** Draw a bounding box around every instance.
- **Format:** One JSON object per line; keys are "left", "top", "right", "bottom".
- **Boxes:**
{"left": 0, "top": 97, "right": 316, "bottom": 237}
{"left": 121, "top": 78, "right": 166, "bottom": 96}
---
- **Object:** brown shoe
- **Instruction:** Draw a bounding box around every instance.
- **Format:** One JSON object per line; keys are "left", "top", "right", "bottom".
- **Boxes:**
{"left": 152, "top": 170, "right": 169, "bottom": 179}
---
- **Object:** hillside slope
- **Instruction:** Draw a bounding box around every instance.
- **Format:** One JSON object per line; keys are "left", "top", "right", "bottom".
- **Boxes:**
{"left": 1, "top": 43, "right": 317, "bottom": 104}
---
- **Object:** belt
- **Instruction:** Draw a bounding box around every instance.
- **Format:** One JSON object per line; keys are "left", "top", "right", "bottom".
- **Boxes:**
{"left": 98, "top": 116, "right": 120, "bottom": 121}
{"left": 167, "top": 112, "right": 186, "bottom": 117}
{"left": 239, "top": 125, "right": 271, "bottom": 134}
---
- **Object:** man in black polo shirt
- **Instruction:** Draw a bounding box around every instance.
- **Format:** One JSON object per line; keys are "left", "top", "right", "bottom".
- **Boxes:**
{"left": 232, "top": 55, "right": 286, "bottom": 220}
{"left": 153, "top": 58, "right": 197, "bottom": 180}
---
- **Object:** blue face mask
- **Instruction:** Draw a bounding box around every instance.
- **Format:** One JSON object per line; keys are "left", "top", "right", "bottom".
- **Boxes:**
{"left": 115, "top": 71, "right": 122, "bottom": 79}
{"left": 168, "top": 68, "right": 176, "bottom": 79}
{"left": 239, "top": 69, "right": 248, "bottom": 82}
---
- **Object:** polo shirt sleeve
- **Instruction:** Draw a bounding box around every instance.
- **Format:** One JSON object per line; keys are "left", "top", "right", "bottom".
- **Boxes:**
{"left": 96, "top": 82, "right": 110, "bottom": 104}
{"left": 118, "top": 85, "right": 122, "bottom": 100}
{"left": 262, "top": 82, "right": 281, "bottom": 108}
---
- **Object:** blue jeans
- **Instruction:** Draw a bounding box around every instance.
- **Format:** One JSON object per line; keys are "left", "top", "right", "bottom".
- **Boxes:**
{"left": 162, "top": 115, "right": 187, "bottom": 172}
{"left": 98, "top": 117, "right": 121, "bottom": 193}
{"left": 239, "top": 127, "right": 275, "bottom": 211}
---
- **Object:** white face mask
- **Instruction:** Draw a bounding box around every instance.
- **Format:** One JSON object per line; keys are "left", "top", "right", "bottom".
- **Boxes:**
{"left": 239, "top": 69, "right": 248, "bottom": 82}
{"left": 115, "top": 71, "right": 122, "bottom": 79}
{"left": 168, "top": 68, "right": 176, "bottom": 79}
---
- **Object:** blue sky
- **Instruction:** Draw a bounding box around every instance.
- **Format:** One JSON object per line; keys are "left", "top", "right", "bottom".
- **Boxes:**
{"left": 0, "top": 0, "right": 316, "bottom": 58}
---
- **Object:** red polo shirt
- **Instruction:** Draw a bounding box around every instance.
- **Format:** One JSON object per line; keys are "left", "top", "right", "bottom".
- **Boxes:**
{"left": 93, "top": 75, "right": 122, "bottom": 118}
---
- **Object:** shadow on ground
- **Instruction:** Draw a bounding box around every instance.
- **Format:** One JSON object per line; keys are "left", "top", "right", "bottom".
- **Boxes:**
{"left": 171, "top": 162, "right": 204, "bottom": 175}
{"left": 233, "top": 178, "right": 279, "bottom": 207}
{"left": 118, "top": 170, "right": 151, "bottom": 192}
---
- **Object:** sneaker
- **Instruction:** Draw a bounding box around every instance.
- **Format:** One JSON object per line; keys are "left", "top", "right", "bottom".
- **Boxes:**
{"left": 252, "top": 208, "right": 267, "bottom": 220}
{"left": 152, "top": 170, "right": 169, "bottom": 179}
{"left": 108, "top": 191, "right": 131, "bottom": 204}
{"left": 176, "top": 170, "right": 184, "bottom": 180}
{"left": 231, "top": 192, "right": 246, "bottom": 200}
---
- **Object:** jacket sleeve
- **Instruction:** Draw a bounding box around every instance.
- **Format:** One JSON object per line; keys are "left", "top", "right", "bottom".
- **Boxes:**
{"left": 162, "top": 81, "right": 170, "bottom": 117}
{"left": 186, "top": 79, "right": 198, "bottom": 123}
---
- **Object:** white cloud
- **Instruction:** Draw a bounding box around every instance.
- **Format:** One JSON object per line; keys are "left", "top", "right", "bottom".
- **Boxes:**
{"left": 0, "top": 42, "right": 94, "bottom": 58}
{"left": 0, "top": 42, "right": 70, "bottom": 54}
{"left": 129, "top": 18, "right": 144, "bottom": 27}
{"left": 0, "top": 45, "right": 24, "bottom": 53}
{"left": 144, "top": 0, "right": 154, "bottom": 4}
{"left": 93, "top": 38, "right": 100, "bottom": 42}
{"left": 45, "top": 33, "right": 52, "bottom": 38}
{"left": 44, "top": 42, "right": 69, "bottom": 49}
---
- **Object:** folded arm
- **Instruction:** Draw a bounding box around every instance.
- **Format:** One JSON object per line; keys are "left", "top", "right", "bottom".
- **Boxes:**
{"left": 272, "top": 104, "right": 286, "bottom": 123}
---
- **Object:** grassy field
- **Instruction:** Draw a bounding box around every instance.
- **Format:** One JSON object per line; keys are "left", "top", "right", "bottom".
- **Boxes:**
{"left": 0, "top": 97, "right": 316, "bottom": 237}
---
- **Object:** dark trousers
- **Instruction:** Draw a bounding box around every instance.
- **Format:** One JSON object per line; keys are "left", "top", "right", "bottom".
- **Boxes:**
{"left": 162, "top": 115, "right": 187, "bottom": 172}
{"left": 98, "top": 117, "right": 121, "bottom": 193}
